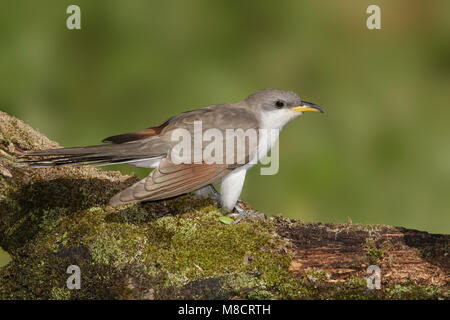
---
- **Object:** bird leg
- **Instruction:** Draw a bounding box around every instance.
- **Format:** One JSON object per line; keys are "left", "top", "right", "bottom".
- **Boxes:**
{"left": 208, "top": 184, "right": 222, "bottom": 200}
{"left": 194, "top": 184, "right": 221, "bottom": 203}
{"left": 199, "top": 184, "right": 265, "bottom": 224}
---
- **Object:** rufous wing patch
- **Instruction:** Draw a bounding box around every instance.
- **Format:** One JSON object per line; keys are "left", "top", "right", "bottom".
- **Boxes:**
{"left": 102, "top": 120, "right": 169, "bottom": 144}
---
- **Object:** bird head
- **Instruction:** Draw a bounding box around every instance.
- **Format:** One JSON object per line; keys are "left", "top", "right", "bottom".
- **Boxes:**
{"left": 245, "top": 89, "right": 324, "bottom": 129}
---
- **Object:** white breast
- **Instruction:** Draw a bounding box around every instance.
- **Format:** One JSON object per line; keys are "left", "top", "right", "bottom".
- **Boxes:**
{"left": 250, "top": 108, "right": 296, "bottom": 168}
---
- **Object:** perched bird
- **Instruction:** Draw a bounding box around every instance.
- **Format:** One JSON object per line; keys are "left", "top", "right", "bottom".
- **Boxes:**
{"left": 20, "top": 89, "right": 324, "bottom": 221}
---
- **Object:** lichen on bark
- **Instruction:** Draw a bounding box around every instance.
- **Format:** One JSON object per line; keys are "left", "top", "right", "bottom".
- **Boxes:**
{"left": 0, "top": 111, "right": 448, "bottom": 300}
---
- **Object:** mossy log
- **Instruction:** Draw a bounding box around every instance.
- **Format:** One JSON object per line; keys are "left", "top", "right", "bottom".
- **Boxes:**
{"left": 0, "top": 111, "right": 448, "bottom": 300}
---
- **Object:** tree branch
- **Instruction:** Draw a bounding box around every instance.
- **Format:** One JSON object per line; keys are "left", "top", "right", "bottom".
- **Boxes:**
{"left": 0, "top": 111, "right": 448, "bottom": 299}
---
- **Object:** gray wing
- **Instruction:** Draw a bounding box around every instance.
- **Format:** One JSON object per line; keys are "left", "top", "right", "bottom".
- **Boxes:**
{"left": 160, "top": 104, "right": 259, "bottom": 135}
{"left": 159, "top": 104, "right": 261, "bottom": 166}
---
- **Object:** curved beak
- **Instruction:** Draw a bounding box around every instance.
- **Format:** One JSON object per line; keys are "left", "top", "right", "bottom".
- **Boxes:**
{"left": 292, "top": 101, "right": 325, "bottom": 113}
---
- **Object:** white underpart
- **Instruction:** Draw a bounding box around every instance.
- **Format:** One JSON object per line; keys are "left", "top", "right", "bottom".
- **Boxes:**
{"left": 220, "top": 108, "right": 301, "bottom": 210}
{"left": 111, "top": 157, "right": 163, "bottom": 168}
{"left": 256, "top": 108, "right": 299, "bottom": 162}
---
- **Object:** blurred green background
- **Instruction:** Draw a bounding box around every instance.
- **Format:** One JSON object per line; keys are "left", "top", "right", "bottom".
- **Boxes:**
{"left": 1, "top": 0, "right": 450, "bottom": 265}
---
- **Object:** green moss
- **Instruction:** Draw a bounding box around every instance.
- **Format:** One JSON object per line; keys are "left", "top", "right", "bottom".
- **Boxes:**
{"left": 365, "top": 238, "right": 385, "bottom": 264}
{"left": 328, "top": 277, "right": 375, "bottom": 300}
{"left": 0, "top": 247, "right": 11, "bottom": 268}
{"left": 302, "top": 269, "right": 329, "bottom": 282}
{"left": 385, "top": 282, "right": 444, "bottom": 300}
{"left": 1, "top": 186, "right": 313, "bottom": 299}
{"left": 38, "top": 208, "right": 68, "bottom": 231}
{"left": 0, "top": 180, "right": 305, "bottom": 299}
{"left": 246, "top": 289, "right": 274, "bottom": 300}
{"left": 50, "top": 287, "right": 71, "bottom": 300}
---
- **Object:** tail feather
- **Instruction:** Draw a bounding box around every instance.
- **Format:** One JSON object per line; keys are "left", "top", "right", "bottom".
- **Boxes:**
{"left": 19, "top": 155, "right": 138, "bottom": 167}
{"left": 23, "top": 144, "right": 116, "bottom": 156}
{"left": 17, "top": 140, "right": 167, "bottom": 168}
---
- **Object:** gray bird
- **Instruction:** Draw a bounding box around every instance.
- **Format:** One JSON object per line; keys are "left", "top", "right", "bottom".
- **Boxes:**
{"left": 20, "top": 89, "right": 324, "bottom": 221}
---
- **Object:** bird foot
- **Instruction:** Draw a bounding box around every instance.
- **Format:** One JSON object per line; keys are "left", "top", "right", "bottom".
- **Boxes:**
{"left": 227, "top": 201, "right": 265, "bottom": 224}
{"left": 195, "top": 185, "right": 264, "bottom": 224}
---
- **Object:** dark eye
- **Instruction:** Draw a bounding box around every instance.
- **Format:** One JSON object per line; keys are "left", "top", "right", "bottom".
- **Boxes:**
{"left": 275, "top": 100, "right": 285, "bottom": 108}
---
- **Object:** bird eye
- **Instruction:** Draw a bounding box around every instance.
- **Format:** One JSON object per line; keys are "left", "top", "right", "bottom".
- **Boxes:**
{"left": 275, "top": 100, "right": 285, "bottom": 108}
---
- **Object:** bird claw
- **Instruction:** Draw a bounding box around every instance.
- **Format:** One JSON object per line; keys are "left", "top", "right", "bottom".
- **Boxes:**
{"left": 227, "top": 203, "right": 265, "bottom": 224}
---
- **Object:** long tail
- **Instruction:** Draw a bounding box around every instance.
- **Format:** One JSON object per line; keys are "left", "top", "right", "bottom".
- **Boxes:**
{"left": 17, "top": 141, "right": 166, "bottom": 168}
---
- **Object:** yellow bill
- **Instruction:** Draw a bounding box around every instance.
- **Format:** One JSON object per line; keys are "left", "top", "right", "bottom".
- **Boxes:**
{"left": 292, "top": 101, "right": 325, "bottom": 113}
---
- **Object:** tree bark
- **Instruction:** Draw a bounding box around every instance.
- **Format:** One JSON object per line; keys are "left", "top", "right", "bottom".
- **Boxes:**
{"left": 0, "top": 111, "right": 448, "bottom": 299}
